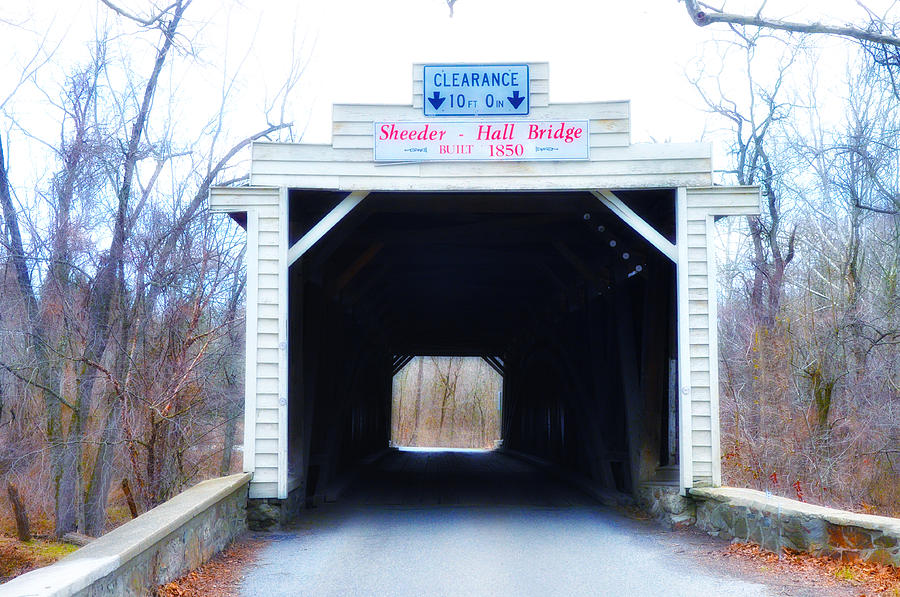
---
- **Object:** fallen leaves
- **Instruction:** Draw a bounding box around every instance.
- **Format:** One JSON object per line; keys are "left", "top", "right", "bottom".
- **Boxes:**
{"left": 156, "top": 536, "right": 267, "bottom": 597}
{"left": 723, "top": 541, "right": 900, "bottom": 596}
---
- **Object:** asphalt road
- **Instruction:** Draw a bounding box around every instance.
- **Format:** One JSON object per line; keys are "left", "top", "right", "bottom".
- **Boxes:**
{"left": 239, "top": 449, "right": 806, "bottom": 596}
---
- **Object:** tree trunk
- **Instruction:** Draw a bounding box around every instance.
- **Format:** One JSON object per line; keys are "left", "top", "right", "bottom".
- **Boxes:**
{"left": 411, "top": 358, "right": 424, "bottom": 444}
{"left": 220, "top": 411, "right": 237, "bottom": 476}
{"left": 121, "top": 478, "right": 139, "bottom": 519}
{"left": 7, "top": 482, "right": 31, "bottom": 542}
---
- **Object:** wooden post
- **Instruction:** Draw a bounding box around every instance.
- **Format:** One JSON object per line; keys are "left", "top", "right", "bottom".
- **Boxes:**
{"left": 6, "top": 482, "right": 31, "bottom": 542}
{"left": 612, "top": 280, "right": 644, "bottom": 493}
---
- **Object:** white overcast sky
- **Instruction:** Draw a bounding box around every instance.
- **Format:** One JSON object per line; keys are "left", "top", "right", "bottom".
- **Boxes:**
{"left": 1, "top": 0, "right": 893, "bottom": 159}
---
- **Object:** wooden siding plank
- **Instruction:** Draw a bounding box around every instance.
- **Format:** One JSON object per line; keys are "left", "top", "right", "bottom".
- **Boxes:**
{"left": 258, "top": 288, "right": 279, "bottom": 304}
{"left": 688, "top": 287, "right": 708, "bottom": 300}
{"left": 252, "top": 467, "right": 279, "bottom": 483}
{"left": 258, "top": 217, "right": 279, "bottom": 232}
{"left": 257, "top": 318, "right": 279, "bottom": 334}
{"left": 688, "top": 261, "right": 708, "bottom": 275}
{"left": 692, "top": 401, "right": 711, "bottom": 415}
{"left": 256, "top": 408, "right": 279, "bottom": 424}
{"left": 257, "top": 347, "right": 279, "bottom": 363}
{"left": 691, "top": 387, "right": 711, "bottom": 400}
{"left": 693, "top": 446, "right": 713, "bottom": 459}
{"left": 687, "top": 275, "right": 708, "bottom": 289}
{"left": 690, "top": 357, "right": 710, "bottom": 371}
{"left": 689, "top": 328, "right": 709, "bottom": 343}
{"left": 257, "top": 332, "right": 279, "bottom": 349}
{"left": 255, "top": 423, "right": 279, "bottom": 438}
{"left": 258, "top": 231, "right": 279, "bottom": 246}
{"left": 258, "top": 259, "right": 279, "bottom": 274}
{"left": 333, "top": 101, "right": 627, "bottom": 122}
{"left": 692, "top": 416, "right": 712, "bottom": 431}
{"left": 693, "top": 433, "right": 712, "bottom": 448}
{"left": 689, "top": 343, "right": 710, "bottom": 358}
{"left": 257, "top": 377, "right": 279, "bottom": 393}
{"left": 255, "top": 438, "right": 278, "bottom": 453}
{"left": 258, "top": 273, "right": 279, "bottom": 290}
{"left": 689, "top": 314, "right": 709, "bottom": 329}
{"left": 258, "top": 245, "right": 279, "bottom": 260}
{"left": 686, "top": 220, "right": 706, "bottom": 235}
{"left": 686, "top": 233, "right": 707, "bottom": 248}
{"left": 688, "top": 299, "right": 709, "bottom": 315}
{"left": 249, "top": 482, "right": 278, "bottom": 499}
{"left": 258, "top": 304, "right": 279, "bottom": 319}
{"left": 252, "top": 156, "right": 710, "bottom": 178}
{"left": 256, "top": 364, "right": 279, "bottom": 378}
{"left": 691, "top": 371, "right": 711, "bottom": 386}
{"left": 256, "top": 394, "right": 279, "bottom": 409}
{"left": 249, "top": 173, "right": 713, "bottom": 191}
{"left": 255, "top": 454, "right": 278, "bottom": 467}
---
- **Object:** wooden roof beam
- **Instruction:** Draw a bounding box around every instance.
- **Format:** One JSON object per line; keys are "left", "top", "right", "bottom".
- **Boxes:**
{"left": 288, "top": 191, "right": 369, "bottom": 266}
{"left": 591, "top": 190, "right": 677, "bottom": 263}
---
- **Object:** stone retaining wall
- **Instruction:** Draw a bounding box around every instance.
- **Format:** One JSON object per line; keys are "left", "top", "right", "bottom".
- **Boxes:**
{"left": 636, "top": 484, "right": 696, "bottom": 528}
{"left": 690, "top": 487, "right": 900, "bottom": 567}
{"left": 0, "top": 473, "right": 251, "bottom": 596}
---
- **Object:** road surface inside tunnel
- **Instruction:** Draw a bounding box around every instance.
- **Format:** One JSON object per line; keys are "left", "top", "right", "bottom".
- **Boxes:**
{"left": 239, "top": 449, "right": 779, "bottom": 596}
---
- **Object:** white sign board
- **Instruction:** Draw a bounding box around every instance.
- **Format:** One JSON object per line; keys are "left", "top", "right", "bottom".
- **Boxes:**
{"left": 373, "top": 120, "right": 590, "bottom": 162}
{"left": 423, "top": 64, "right": 529, "bottom": 116}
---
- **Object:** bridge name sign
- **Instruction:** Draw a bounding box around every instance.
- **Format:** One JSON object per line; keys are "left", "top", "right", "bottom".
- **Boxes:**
{"left": 373, "top": 120, "right": 590, "bottom": 162}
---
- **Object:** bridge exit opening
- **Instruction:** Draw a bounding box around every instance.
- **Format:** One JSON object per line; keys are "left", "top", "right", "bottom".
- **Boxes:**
{"left": 390, "top": 356, "right": 502, "bottom": 450}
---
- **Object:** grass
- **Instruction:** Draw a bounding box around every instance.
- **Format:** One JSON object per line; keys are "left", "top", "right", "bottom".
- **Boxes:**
{"left": 834, "top": 564, "right": 859, "bottom": 583}
{"left": 0, "top": 534, "right": 80, "bottom": 581}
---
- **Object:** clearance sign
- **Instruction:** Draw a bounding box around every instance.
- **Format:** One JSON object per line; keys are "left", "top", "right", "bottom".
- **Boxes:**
{"left": 373, "top": 120, "right": 590, "bottom": 162}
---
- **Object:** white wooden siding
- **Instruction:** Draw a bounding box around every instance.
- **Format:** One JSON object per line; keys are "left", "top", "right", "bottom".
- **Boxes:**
{"left": 678, "top": 186, "right": 761, "bottom": 489}
{"left": 209, "top": 186, "right": 285, "bottom": 500}
{"left": 249, "top": 97, "right": 712, "bottom": 191}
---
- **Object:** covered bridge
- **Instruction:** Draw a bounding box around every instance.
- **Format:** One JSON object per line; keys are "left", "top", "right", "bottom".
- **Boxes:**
{"left": 209, "top": 62, "right": 760, "bottom": 509}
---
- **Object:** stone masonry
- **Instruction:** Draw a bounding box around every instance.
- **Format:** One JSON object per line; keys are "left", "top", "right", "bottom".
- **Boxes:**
{"left": 691, "top": 487, "right": 900, "bottom": 567}
{"left": 0, "top": 473, "right": 251, "bottom": 597}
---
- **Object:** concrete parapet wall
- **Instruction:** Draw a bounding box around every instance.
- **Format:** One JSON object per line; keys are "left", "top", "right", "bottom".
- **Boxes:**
{"left": 1, "top": 473, "right": 251, "bottom": 596}
{"left": 690, "top": 487, "right": 900, "bottom": 567}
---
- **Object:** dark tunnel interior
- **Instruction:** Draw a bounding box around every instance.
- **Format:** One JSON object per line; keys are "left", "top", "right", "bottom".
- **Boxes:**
{"left": 285, "top": 190, "right": 680, "bottom": 503}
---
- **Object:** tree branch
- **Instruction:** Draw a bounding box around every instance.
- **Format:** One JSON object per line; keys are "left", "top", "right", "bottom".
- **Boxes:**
{"left": 682, "top": 0, "right": 900, "bottom": 48}
{"left": 99, "top": 0, "right": 180, "bottom": 27}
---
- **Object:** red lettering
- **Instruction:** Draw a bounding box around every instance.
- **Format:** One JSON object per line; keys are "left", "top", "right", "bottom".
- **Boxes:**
{"left": 379, "top": 124, "right": 400, "bottom": 141}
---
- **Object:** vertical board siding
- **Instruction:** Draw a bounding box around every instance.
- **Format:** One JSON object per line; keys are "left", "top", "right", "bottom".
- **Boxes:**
{"left": 208, "top": 187, "right": 284, "bottom": 499}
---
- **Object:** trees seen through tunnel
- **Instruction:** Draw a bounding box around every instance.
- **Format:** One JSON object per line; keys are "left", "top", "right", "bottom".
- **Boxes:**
{"left": 391, "top": 357, "right": 501, "bottom": 449}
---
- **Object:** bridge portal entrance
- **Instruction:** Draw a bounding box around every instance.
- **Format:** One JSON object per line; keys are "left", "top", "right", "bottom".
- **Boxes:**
{"left": 209, "top": 62, "right": 760, "bottom": 513}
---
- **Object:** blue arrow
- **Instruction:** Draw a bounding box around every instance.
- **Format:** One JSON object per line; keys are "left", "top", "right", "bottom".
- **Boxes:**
{"left": 428, "top": 91, "right": 445, "bottom": 110}
{"left": 507, "top": 90, "right": 525, "bottom": 109}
